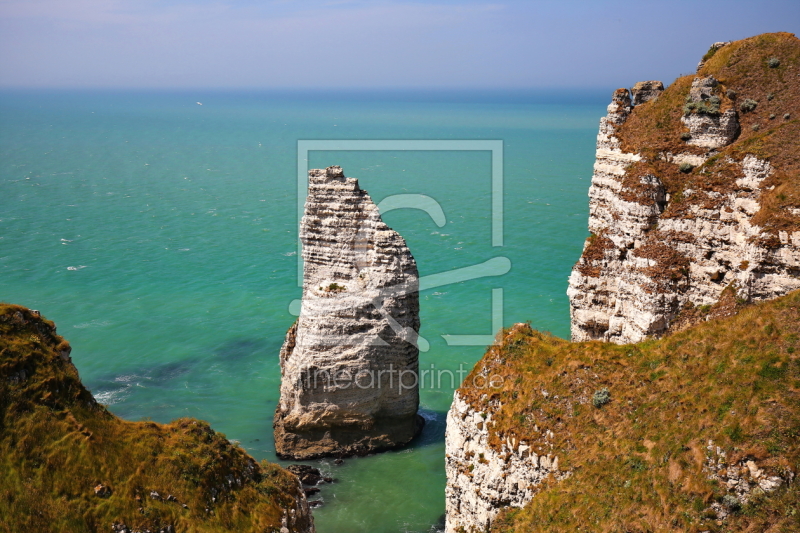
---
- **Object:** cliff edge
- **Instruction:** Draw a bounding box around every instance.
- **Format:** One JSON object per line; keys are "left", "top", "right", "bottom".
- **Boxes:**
{"left": 274, "top": 166, "right": 423, "bottom": 460}
{"left": 445, "top": 33, "right": 800, "bottom": 533}
{"left": 569, "top": 32, "right": 800, "bottom": 344}
{"left": 0, "top": 304, "right": 314, "bottom": 533}
{"left": 446, "top": 292, "right": 799, "bottom": 532}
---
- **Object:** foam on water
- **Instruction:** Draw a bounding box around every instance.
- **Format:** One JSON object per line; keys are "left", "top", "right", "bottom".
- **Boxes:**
{"left": 73, "top": 319, "right": 111, "bottom": 329}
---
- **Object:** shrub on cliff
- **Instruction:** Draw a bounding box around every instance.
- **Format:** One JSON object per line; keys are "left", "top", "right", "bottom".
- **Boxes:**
{"left": 683, "top": 95, "right": 721, "bottom": 116}
{"left": 722, "top": 494, "right": 741, "bottom": 512}
{"left": 740, "top": 98, "right": 758, "bottom": 112}
{"left": 592, "top": 388, "right": 610, "bottom": 408}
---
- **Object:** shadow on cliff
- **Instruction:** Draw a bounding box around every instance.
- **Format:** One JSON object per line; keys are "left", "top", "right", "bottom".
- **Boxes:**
{"left": 412, "top": 408, "right": 447, "bottom": 447}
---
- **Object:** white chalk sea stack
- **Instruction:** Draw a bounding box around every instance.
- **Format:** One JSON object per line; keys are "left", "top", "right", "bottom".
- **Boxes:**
{"left": 274, "top": 166, "right": 423, "bottom": 460}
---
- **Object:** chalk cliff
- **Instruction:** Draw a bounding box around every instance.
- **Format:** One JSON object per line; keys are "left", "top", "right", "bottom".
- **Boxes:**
{"left": 568, "top": 33, "right": 800, "bottom": 344}
{"left": 444, "top": 293, "right": 798, "bottom": 532}
{"left": 444, "top": 327, "right": 567, "bottom": 533}
{"left": 445, "top": 33, "right": 800, "bottom": 533}
{"left": 274, "top": 166, "right": 423, "bottom": 460}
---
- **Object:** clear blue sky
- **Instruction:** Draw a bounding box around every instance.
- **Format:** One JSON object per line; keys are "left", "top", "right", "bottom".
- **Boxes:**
{"left": 0, "top": 0, "right": 798, "bottom": 89}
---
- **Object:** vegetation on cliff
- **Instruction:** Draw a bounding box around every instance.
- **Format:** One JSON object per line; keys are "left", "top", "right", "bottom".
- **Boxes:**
{"left": 617, "top": 31, "right": 800, "bottom": 234}
{"left": 0, "top": 304, "right": 312, "bottom": 533}
{"left": 458, "top": 290, "right": 800, "bottom": 532}
{"left": 568, "top": 31, "right": 800, "bottom": 345}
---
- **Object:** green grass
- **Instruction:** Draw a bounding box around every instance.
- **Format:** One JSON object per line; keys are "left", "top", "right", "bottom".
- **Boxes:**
{"left": 458, "top": 291, "right": 800, "bottom": 532}
{"left": 0, "top": 304, "right": 311, "bottom": 533}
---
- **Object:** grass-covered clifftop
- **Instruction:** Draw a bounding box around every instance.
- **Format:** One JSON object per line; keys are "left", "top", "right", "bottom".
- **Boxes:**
{"left": 618, "top": 31, "right": 800, "bottom": 235}
{"left": 0, "top": 304, "right": 313, "bottom": 533}
{"left": 457, "top": 291, "right": 800, "bottom": 532}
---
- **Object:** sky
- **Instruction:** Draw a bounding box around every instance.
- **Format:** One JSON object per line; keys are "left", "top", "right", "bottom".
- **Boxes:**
{"left": 0, "top": 0, "right": 798, "bottom": 89}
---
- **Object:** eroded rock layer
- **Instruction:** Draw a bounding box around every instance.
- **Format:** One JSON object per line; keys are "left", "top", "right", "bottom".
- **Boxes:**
{"left": 274, "top": 166, "right": 422, "bottom": 460}
{"left": 444, "top": 33, "right": 800, "bottom": 533}
{"left": 444, "top": 391, "right": 564, "bottom": 533}
{"left": 568, "top": 34, "right": 800, "bottom": 344}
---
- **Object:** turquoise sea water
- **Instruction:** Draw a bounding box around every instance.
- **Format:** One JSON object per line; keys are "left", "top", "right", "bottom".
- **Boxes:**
{"left": 0, "top": 89, "right": 605, "bottom": 532}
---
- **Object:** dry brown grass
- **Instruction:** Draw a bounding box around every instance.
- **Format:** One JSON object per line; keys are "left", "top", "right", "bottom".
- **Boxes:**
{"left": 575, "top": 233, "right": 616, "bottom": 278}
{"left": 618, "top": 32, "right": 800, "bottom": 234}
{"left": 618, "top": 74, "right": 703, "bottom": 165}
{"left": 0, "top": 304, "right": 309, "bottom": 533}
{"left": 458, "top": 290, "right": 800, "bottom": 532}
{"left": 632, "top": 236, "right": 691, "bottom": 285}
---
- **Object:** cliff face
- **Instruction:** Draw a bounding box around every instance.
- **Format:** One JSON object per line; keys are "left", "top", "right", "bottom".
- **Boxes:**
{"left": 445, "top": 33, "right": 800, "bottom": 533}
{"left": 274, "top": 166, "right": 422, "bottom": 460}
{"left": 0, "top": 304, "right": 314, "bottom": 533}
{"left": 568, "top": 33, "right": 800, "bottom": 344}
{"left": 444, "top": 333, "right": 566, "bottom": 533}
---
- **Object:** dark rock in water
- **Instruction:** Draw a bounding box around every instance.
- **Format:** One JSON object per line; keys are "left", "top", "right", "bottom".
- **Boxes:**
{"left": 303, "top": 487, "right": 321, "bottom": 496}
{"left": 286, "top": 464, "right": 324, "bottom": 485}
{"left": 308, "top": 500, "right": 324, "bottom": 508}
{"left": 322, "top": 476, "right": 333, "bottom": 483}
{"left": 333, "top": 458, "right": 344, "bottom": 465}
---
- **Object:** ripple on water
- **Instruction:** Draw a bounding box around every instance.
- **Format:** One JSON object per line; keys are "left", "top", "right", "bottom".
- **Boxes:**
{"left": 73, "top": 319, "right": 111, "bottom": 329}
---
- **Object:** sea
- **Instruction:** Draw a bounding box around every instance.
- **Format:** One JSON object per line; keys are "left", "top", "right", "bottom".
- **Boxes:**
{"left": 0, "top": 88, "right": 607, "bottom": 532}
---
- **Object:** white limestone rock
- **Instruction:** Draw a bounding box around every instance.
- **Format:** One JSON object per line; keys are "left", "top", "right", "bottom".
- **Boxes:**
{"left": 444, "top": 392, "right": 567, "bottom": 533}
{"left": 682, "top": 108, "right": 740, "bottom": 149}
{"left": 568, "top": 90, "right": 800, "bottom": 345}
{"left": 631, "top": 80, "right": 664, "bottom": 106}
{"left": 681, "top": 76, "right": 740, "bottom": 149}
{"left": 704, "top": 440, "right": 793, "bottom": 520}
{"left": 274, "top": 166, "right": 423, "bottom": 459}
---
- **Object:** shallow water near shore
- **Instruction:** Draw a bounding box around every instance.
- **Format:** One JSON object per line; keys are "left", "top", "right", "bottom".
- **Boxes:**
{"left": 0, "top": 88, "right": 604, "bottom": 532}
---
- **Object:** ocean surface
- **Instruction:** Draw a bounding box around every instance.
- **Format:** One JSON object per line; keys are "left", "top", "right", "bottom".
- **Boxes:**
{"left": 0, "top": 88, "right": 606, "bottom": 532}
